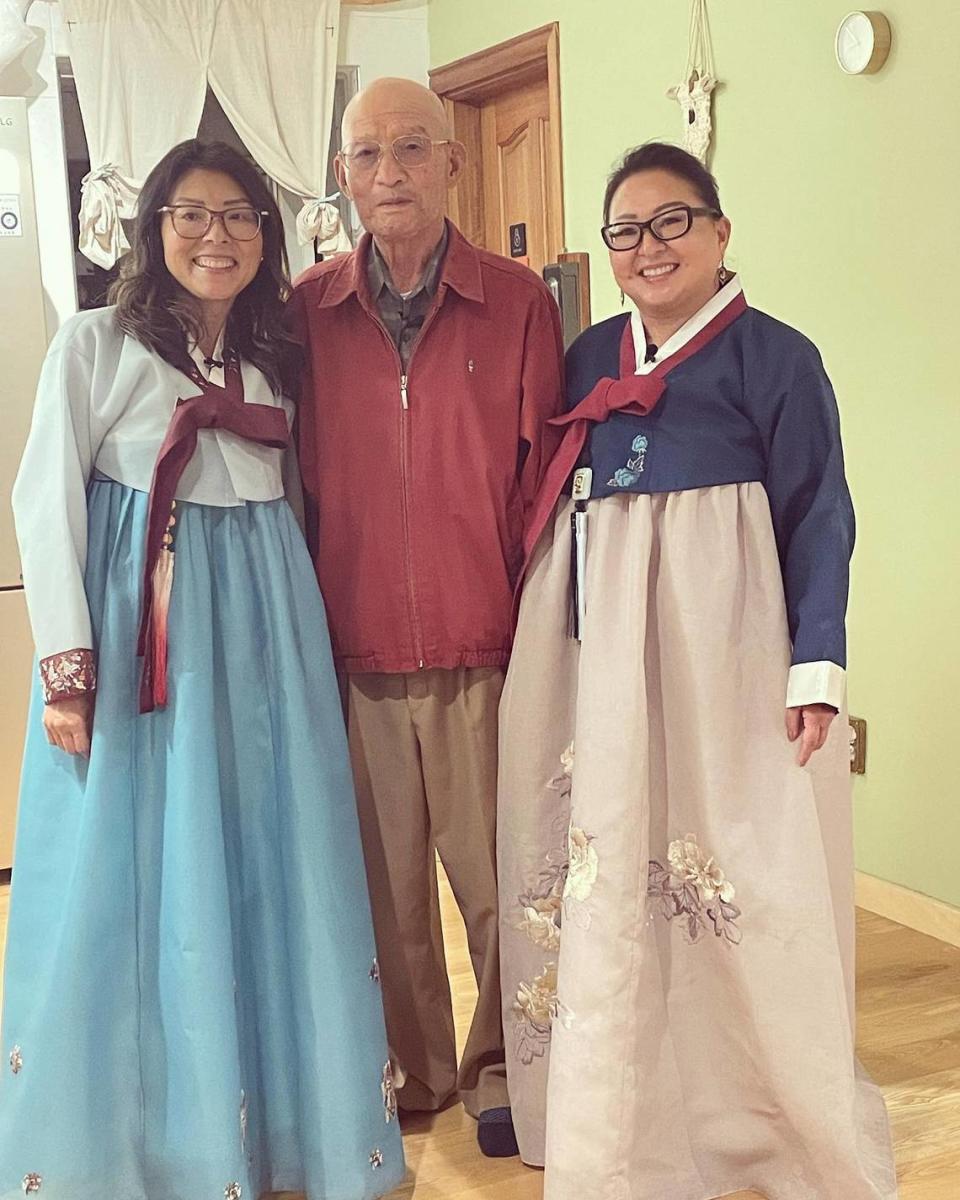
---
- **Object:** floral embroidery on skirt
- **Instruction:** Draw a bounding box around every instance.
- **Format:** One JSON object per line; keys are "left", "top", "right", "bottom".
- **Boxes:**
{"left": 513, "top": 963, "right": 559, "bottom": 1065}
{"left": 381, "top": 1061, "right": 398, "bottom": 1122}
{"left": 512, "top": 744, "right": 596, "bottom": 1061}
{"left": 647, "top": 834, "right": 742, "bottom": 943}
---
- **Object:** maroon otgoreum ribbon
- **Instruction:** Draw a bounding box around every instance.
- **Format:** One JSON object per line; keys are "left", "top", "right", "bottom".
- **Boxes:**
{"left": 523, "top": 291, "right": 748, "bottom": 569}
{"left": 136, "top": 351, "right": 290, "bottom": 713}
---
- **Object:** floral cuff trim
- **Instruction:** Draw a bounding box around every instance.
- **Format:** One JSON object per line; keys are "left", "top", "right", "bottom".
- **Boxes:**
{"left": 786, "top": 660, "right": 846, "bottom": 710}
{"left": 39, "top": 648, "right": 97, "bottom": 703}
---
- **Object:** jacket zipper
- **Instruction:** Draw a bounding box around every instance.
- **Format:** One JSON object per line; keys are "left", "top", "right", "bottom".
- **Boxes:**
{"left": 398, "top": 388, "right": 423, "bottom": 667}
{"left": 361, "top": 292, "right": 446, "bottom": 670}
{"left": 397, "top": 292, "right": 446, "bottom": 668}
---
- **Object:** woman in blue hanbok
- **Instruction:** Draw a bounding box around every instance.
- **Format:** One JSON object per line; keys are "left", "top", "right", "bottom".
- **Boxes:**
{"left": 0, "top": 139, "right": 404, "bottom": 1200}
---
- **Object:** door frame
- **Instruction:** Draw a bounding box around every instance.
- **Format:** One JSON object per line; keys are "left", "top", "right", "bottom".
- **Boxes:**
{"left": 429, "top": 23, "right": 565, "bottom": 260}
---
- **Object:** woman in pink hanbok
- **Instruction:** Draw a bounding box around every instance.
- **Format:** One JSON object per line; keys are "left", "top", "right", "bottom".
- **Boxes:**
{"left": 498, "top": 142, "right": 897, "bottom": 1200}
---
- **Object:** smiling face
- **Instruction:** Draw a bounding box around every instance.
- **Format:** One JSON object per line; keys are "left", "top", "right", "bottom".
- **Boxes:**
{"left": 335, "top": 78, "right": 464, "bottom": 248}
{"left": 607, "top": 168, "right": 731, "bottom": 339}
{"left": 160, "top": 167, "right": 263, "bottom": 333}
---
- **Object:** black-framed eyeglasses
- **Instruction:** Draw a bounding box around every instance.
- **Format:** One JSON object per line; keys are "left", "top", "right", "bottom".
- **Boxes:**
{"left": 340, "top": 135, "right": 453, "bottom": 172}
{"left": 601, "top": 205, "right": 720, "bottom": 252}
{"left": 158, "top": 205, "right": 268, "bottom": 241}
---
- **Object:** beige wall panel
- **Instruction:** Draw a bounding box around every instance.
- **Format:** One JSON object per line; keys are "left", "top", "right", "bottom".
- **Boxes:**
{"left": 0, "top": 97, "right": 47, "bottom": 587}
{"left": 0, "top": 590, "right": 32, "bottom": 871}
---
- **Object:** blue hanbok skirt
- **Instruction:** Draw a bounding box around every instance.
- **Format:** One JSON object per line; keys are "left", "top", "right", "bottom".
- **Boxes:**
{"left": 0, "top": 479, "right": 405, "bottom": 1200}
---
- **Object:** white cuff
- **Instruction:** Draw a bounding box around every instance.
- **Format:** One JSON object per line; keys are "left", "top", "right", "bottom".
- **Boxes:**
{"left": 786, "top": 660, "right": 846, "bottom": 709}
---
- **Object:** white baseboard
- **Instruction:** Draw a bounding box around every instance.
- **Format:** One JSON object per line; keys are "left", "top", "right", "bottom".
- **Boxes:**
{"left": 856, "top": 871, "right": 960, "bottom": 950}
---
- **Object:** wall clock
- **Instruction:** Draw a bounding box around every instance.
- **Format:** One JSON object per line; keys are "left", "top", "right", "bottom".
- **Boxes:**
{"left": 835, "top": 11, "right": 892, "bottom": 75}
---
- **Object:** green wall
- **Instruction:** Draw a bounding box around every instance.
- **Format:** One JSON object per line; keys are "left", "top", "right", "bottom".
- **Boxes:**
{"left": 429, "top": 1, "right": 960, "bottom": 906}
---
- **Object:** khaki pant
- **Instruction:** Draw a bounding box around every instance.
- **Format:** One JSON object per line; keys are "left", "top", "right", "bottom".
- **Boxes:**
{"left": 343, "top": 666, "right": 509, "bottom": 1118}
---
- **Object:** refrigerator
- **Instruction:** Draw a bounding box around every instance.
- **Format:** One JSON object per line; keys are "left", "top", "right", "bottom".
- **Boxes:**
{"left": 0, "top": 96, "right": 48, "bottom": 871}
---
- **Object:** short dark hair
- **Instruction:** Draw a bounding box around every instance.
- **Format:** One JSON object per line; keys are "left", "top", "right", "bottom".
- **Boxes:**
{"left": 602, "top": 141, "right": 723, "bottom": 225}
{"left": 110, "top": 139, "right": 299, "bottom": 398}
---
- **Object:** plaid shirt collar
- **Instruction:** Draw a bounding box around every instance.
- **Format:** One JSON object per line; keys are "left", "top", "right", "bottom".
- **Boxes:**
{"left": 366, "top": 223, "right": 449, "bottom": 305}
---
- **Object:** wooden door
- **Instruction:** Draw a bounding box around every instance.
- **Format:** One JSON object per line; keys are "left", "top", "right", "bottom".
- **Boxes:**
{"left": 480, "top": 75, "right": 553, "bottom": 274}
{"left": 431, "top": 24, "right": 564, "bottom": 277}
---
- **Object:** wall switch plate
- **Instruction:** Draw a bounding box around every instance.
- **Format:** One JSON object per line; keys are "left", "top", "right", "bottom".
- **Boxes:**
{"left": 849, "top": 716, "right": 867, "bottom": 774}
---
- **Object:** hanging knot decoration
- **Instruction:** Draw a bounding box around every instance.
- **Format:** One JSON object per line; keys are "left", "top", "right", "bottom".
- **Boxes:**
{"left": 78, "top": 163, "right": 141, "bottom": 270}
{"left": 667, "top": 0, "right": 719, "bottom": 164}
{"left": 296, "top": 194, "right": 352, "bottom": 255}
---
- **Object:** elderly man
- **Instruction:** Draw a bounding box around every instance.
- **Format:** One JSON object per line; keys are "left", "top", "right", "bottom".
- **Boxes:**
{"left": 288, "top": 77, "right": 564, "bottom": 1156}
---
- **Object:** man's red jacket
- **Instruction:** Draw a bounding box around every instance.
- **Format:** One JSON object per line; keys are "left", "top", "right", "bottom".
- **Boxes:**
{"left": 288, "top": 222, "right": 565, "bottom": 674}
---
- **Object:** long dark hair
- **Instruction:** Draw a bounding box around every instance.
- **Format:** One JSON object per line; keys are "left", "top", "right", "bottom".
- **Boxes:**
{"left": 603, "top": 141, "right": 723, "bottom": 224}
{"left": 110, "top": 139, "right": 299, "bottom": 397}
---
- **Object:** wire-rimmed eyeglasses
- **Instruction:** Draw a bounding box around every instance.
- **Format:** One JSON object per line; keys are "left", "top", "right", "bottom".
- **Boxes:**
{"left": 158, "top": 205, "right": 268, "bottom": 241}
{"left": 601, "top": 205, "right": 720, "bottom": 252}
{"left": 340, "top": 135, "right": 453, "bottom": 172}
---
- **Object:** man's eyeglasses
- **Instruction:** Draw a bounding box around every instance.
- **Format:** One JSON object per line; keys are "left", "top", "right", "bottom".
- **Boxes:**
{"left": 340, "top": 135, "right": 452, "bottom": 173}
{"left": 601, "top": 205, "right": 720, "bottom": 252}
{"left": 158, "top": 205, "right": 268, "bottom": 241}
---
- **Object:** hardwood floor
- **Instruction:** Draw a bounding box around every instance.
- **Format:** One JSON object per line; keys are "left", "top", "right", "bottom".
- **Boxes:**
{"left": 1, "top": 878, "right": 958, "bottom": 1197}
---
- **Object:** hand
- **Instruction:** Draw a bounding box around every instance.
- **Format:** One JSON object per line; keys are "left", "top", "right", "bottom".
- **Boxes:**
{"left": 43, "top": 694, "right": 95, "bottom": 757}
{"left": 785, "top": 703, "right": 836, "bottom": 767}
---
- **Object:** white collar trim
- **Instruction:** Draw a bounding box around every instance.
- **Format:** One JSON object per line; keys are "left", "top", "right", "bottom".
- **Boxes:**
{"left": 631, "top": 275, "right": 744, "bottom": 375}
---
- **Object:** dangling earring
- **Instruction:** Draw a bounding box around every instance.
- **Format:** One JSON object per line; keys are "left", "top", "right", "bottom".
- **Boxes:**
{"left": 620, "top": 289, "right": 626, "bottom": 307}
{"left": 717, "top": 262, "right": 729, "bottom": 286}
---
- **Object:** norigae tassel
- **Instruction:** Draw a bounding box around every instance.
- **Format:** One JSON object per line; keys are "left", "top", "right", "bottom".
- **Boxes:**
{"left": 148, "top": 543, "right": 174, "bottom": 706}
{"left": 138, "top": 503, "right": 176, "bottom": 713}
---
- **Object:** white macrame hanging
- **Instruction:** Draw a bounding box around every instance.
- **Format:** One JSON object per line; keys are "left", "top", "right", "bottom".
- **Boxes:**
{"left": 667, "top": 0, "right": 719, "bottom": 164}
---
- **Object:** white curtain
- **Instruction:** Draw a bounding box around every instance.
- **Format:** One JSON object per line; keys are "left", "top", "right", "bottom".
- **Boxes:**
{"left": 63, "top": 0, "right": 214, "bottom": 267}
{"left": 0, "top": 0, "right": 36, "bottom": 75}
{"left": 209, "top": 0, "right": 349, "bottom": 256}
{"left": 64, "top": 0, "right": 347, "bottom": 268}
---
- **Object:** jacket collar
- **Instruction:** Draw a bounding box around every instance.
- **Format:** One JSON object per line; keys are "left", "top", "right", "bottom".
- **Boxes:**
{"left": 315, "top": 219, "right": 485, "bottom": 309}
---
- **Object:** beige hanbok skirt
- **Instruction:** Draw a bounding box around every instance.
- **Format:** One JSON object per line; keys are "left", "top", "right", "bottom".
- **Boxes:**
{"left": 498, "top": 484, "right": 897, "bottom": 1200}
